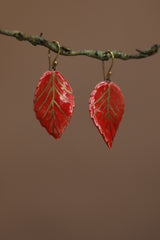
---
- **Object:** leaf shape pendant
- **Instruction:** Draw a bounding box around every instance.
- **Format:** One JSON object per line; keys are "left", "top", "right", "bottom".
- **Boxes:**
{"left": 89, "top": 81, "right": 125, "bottom": 148}
{"left": 34, "top": 70, "right": 75, "bottom": 138}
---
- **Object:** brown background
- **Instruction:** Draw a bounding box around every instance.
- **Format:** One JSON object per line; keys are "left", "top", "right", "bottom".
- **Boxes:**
{"left": 0, "top": 0, "right": 160, "bottom": 239}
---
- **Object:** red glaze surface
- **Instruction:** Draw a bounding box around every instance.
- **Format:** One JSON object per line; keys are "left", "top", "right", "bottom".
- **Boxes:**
{"left": 34, "top": 71, "right": 74, "bottom": 138}
{"left": 89, "top": 81, "right": 125, "bottom": 148}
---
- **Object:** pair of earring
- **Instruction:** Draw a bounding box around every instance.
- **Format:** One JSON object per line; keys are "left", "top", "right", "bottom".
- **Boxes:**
{"left": 33, "top": 41, "right": 125, "bottom": 148}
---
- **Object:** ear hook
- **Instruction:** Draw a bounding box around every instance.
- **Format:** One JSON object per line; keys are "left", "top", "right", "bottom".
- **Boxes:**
{"left": 102, "top": 50, "right": 114, "bottom": 81}
{"left": 48, "top": 40, "right": 61, "bottom": 70}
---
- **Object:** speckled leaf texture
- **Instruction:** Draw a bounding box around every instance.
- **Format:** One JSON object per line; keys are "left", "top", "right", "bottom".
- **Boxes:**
{"left": 34, "top": 71, "right": 74, "bottom": 138}
{"left": 89, "top": 81, "right": 125, "bottom": 148}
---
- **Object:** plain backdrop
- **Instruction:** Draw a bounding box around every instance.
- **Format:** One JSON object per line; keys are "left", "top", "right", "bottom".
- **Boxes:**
{"left": 0, "top": 0, "right": 160, "bottom": 240}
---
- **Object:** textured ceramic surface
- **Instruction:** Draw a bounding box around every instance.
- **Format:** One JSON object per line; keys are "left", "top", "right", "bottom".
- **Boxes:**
{"left": 89, "top": 81, "right": 125, "bottom": 148}
{"left": 34, "top": 71, "right": 74, "bottom": 138}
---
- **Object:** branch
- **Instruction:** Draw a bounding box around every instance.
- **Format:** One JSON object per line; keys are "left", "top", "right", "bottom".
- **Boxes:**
{"left": 0, "top": 28, "right": 159, "bottom": 61}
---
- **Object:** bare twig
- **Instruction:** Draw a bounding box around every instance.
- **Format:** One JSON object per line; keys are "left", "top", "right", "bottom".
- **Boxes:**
{"left": 0, "top": 28, "right": 159, "bottom": 61}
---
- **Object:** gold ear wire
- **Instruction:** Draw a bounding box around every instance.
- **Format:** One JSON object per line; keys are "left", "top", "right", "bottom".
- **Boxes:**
{"left": 48, "top": 40, "right": 61, "bottom": 70}
{"left": 102, "top": 50, "right": 114, "bottom": 81}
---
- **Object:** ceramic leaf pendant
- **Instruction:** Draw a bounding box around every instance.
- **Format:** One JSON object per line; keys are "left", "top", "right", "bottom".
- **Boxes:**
{"left": 34, "top": 70, "right": 74, "bottom": 138}
{"left": 89, "top": 53, "right": 125, "bottom": 148}
{"left": 89, "top": 81, "right": 125, "bottom": 147}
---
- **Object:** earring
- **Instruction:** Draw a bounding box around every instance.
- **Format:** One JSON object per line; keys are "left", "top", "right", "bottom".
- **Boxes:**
{"left": 89, "top": 51, "right": 125, "bottom": 148}
{"left": 33, "top": 41, "right": 75, "bottom": 139}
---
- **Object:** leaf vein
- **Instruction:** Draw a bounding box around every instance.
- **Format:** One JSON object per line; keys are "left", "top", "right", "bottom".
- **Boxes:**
{"left": 34, "top": 74, "right": 52, "bottom": 103}
{"left": 35, "top": 87, "right": 52, "bottom": 112}
{"left": 111, "top": 86, "right": 123, "bottom": 106}
{"left": 56, "top": 75, "right": 72, "bottom": 94}
{"left": 40, "top": 101, "right": 52, "bottom": 121}
{"left": 54, "top": 101, "right": 69, "bottom": 121}
{"left": 91, "top": 88, "right": 109, "bottom": 107}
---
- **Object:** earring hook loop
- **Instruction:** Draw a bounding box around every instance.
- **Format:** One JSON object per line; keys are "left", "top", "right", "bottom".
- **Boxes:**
{"left": 102, "top": 50, "right": 114, "bottom": 81}
{"left": 48, "top": 40, "right": 61, "bottom": 70}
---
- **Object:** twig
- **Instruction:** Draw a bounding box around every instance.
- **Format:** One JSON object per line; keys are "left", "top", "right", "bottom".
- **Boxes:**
{"left": 0, "top": 28, "right": 159, "bottom": 61}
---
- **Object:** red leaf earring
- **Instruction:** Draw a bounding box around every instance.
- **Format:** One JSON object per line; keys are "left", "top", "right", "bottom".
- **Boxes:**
{"left": 34, "top": 41, "right": 75, "bottom": 138}
{"left": 89, "top": 51, "right": 125, "bottom": 148}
